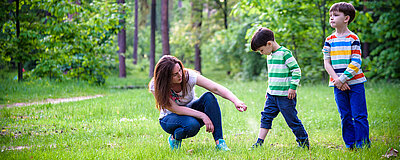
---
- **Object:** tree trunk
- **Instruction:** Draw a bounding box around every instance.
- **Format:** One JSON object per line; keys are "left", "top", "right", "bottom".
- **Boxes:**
{"left": 316, "top": 0, "right": 327, "bottom": 80}
{"left": 16, "top": 0, "right": 22, "bottom": 82}
{"left": 322, "top": 0, "right": 326, "bottom": 46}
{"left": 118, "top": 0, "right": 126, "bottom": 78}
{"left": 139, "top": 0, "right": 150, "bottom": 26}
{"left": 224, "top": 0, "right": 227, "bottom": 29}
{"left": 362, "top": 0, "right": 369, "bottom": 58}
{"left": 149, "top": 0, "right": 156, "bottom": 78}
{"left": 192, "top": 1, "right": 202, "bottom": 73}
{"left": 194, "top": 43, "right": 201, "bottom": 72}
{"left": 178, "top": 0, "right": 182, "bottom": 8}
{"left": 133, "top": 0, "right": 138, "bottom": 64}
{"left": 161, "top": 0, "right": 170, "bottom": 55}
{"left": 316, "top": 0, "right": 326, "bottom": 47}
{"left": 214, "top": 0, "right": 228, "bottom": 29}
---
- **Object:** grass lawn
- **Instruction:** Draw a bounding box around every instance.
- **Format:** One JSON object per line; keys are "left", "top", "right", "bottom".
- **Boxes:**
{"left": 0, "top": 68, "right": 399, "bottom": 159}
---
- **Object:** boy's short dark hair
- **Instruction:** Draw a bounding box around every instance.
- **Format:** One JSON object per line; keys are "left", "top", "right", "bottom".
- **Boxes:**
{"left": 251, "top": 27, "right": 274, "bottom": 51}
{"left": 329, "top": 2, "right": 356, "bottom": 24}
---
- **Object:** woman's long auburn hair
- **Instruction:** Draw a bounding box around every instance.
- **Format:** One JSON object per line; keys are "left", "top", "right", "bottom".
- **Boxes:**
{"left": 150, "top": 55, "right": 188, "bottom": 110}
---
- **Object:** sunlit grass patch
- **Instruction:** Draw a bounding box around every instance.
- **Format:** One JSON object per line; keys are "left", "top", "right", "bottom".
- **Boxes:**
{"left": 0, "top": 70, "right": 399, "bottom": 159}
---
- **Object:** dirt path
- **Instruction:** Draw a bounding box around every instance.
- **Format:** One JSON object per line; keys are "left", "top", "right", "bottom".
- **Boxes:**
{"left": 0, "top": 95, "right": 104, "bottom": 108}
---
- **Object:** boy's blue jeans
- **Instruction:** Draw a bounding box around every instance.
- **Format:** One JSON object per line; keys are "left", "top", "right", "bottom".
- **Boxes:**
{"left": 159, "top": 92, "right": 223, "bottom": 141}
{"left": 334, "top": 83, "right": 370, "bottom": 148}
{"left": 260, "top": 93, "right": 309, "bottom": 144}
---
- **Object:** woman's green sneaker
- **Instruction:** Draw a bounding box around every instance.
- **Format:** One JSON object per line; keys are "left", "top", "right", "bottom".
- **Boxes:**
{"left": 215, "top": 139, "right": 231, "bottom": 151}
{"left": 168, "top": 135, "right": 182, "bottom": 150}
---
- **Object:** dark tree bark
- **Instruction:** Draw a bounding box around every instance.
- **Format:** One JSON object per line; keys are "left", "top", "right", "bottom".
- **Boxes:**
{"left": 139, "top": 0, "right": 150, "bottom": 26}
{"left": 362, "top": 0, "right": 369, "bottom": 58}
{"left": 192, "top": 1, "right": 203, "bottom": 73}
{"left": 161, "top": 0, "right": 170, "bottom": 55}
{"left": 316, "top": 0, "right": 328, "bottom": 80}
{"left": 316, "top": 0, "right": 327, "bottom": 47}
{"left": 224, "top": 0, "right": 227, "bottom": 29}
{"left": 214, "top": 0, "right": 228, "bottom": 29}
{"left": 117, "top": 0, "right": 126, "bottom": 78}
{"left": 133, "top": 0, "right": 138, "bottom": 64}
{"left": 15, "top": 0, "right": 22, "bottom": 82}
{"left": 149, "top": 0, "right": 156, "bottom": 78}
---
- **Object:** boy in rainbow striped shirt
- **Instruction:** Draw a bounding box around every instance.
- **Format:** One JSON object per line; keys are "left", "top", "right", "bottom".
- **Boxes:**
{"left": 322, "top": 2, "right": 370, "bottom": 149}
{"left": 250, "top": 27, "right": 309, "bottom": 149}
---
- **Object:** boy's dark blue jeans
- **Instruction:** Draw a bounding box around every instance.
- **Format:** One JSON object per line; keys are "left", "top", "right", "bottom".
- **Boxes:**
{"left": 159, "top": 92, "right": 223, "bottom": 141}
{"left": 334, "top": 83, "right": 370, "bottom": 148}
{"left": 260, "top": 93, "right": 309, "bottom": 145}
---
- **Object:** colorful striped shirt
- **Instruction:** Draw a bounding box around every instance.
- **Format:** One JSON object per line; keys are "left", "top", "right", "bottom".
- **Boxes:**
{"left": 266, "top": 46, "right": 301, "bottom": 96}
{"left": 322, "top": 32, "right": 366, "bottom": 87}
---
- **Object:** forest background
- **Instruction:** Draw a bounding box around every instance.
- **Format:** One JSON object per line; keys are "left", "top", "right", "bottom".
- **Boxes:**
{"left": 0, "top": 0, "right": 399, "bottom": 159}
{"left": 0, "top": 0, "right": 399, "bottom": 84}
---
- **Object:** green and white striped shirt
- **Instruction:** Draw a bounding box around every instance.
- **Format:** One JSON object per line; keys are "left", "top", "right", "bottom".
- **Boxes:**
{"left": 266, "top": 46, "right": 301, "bottom": 96}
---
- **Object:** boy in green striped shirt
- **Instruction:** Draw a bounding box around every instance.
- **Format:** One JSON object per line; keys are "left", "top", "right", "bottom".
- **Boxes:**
{"left": 250, "top": 27, "right": 309, "bottom": 149}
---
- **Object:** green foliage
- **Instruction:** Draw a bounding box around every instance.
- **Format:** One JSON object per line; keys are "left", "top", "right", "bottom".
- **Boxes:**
{"left": 0, "top": 1, "right": 43, "bottom": 66}
{"left": 231, "top": 0, "right": 338, "bottom": 81}
{"left": 0, "top": 0, "right": 122, "bottom": 85}
{"left": 358, "top": 0, "right": 400, "bottom": 81}
{"left": 202, "top": 20, "right": 266, "bottom": 80}
{"left": 230, "top": 0, "right": 399, "bottom": 82}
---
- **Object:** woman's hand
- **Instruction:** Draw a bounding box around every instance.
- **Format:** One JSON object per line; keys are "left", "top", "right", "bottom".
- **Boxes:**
{"left": 196, "top": 75, "right": 248, "bottom": 112}
{"left": 234, "top": 100, "right": 247, "bottom": 112}
{"left": 201, "top": 114, "right": 214, "bottom": 133}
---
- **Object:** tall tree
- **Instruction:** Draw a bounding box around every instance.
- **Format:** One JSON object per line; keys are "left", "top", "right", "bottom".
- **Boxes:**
{"left": 161, "top": 0, "right": 170, "bottom": 55}
{"left": 15, "top": 0, "right": 22, "bottom": 82}
{"left": 133, "top": 0, "right": 138, "bottom": 64}
{"left": 192, "top": 1, "right": 203, "bottom": 73}
{"left": 315, "top": 0, "right": 327, "bottom": 47}
{"left": 117, "top": 0, "right": 126, "bottom": 78}
{"left": 214, "top": 0, "right": 228, "bottom": 29}
{"left": 361, "top": 0, "right": 369, "bottom": 58}
{"left": 1, "top": 1, "right": 119, "bottom": 84}
{"left": 358, "top": 0, "right": 400, "bottom": 80}
{"left": 149, "top": 0, "right": 156, "bottom": 78}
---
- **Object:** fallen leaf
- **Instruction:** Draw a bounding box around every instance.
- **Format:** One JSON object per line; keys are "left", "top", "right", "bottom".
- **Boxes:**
{"left": 382, "top": 147, "right": 398, "bottom": 158}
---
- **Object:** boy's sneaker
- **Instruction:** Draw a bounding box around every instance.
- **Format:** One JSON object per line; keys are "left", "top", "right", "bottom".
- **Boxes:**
{"left": 251, "top": 142, "right": 263, "bottom": 149}
{"left": 215, "top": 139, "right": 231, "bottom": 151}
{"left": 168, "top": 135, "right": 181, "bottom": 150}
{"left": 297, "top": 139, "right": 310, "bottom": 149}
{"left": 251, "top": 138, "right": 264, "bottom": 149}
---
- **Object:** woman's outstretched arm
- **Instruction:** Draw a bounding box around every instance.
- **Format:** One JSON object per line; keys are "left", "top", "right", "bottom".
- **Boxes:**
{"left": 196, "top": 75, "right": 247, "bottom": 112}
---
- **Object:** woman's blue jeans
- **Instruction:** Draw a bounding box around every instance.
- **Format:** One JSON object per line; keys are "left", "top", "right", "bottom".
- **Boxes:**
{"left": 159, "top": 92, "right": 223, "bottom": 141}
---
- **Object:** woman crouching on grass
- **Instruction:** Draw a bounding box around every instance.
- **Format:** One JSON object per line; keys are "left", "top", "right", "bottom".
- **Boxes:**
{"left": 149, "top": 55, "right": 247, "bottom": 151}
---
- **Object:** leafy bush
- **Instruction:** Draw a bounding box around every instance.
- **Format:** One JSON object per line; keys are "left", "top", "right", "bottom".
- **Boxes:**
{"left": 0, "top": 1, "right": 121, "bottom": 85}
{"left": 201, "top": 19, "right": 266, "bottom": 80}
{"left": 358, "top": 0, "right": 400, "bottom": 81}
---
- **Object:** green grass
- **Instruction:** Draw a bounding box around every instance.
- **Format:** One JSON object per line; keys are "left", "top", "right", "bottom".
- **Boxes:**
{"left": 0, "top": 61, "right": 151, "bottom": 105}
{"left": 0, "top": 68, "right": 399, "bottom": 159}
